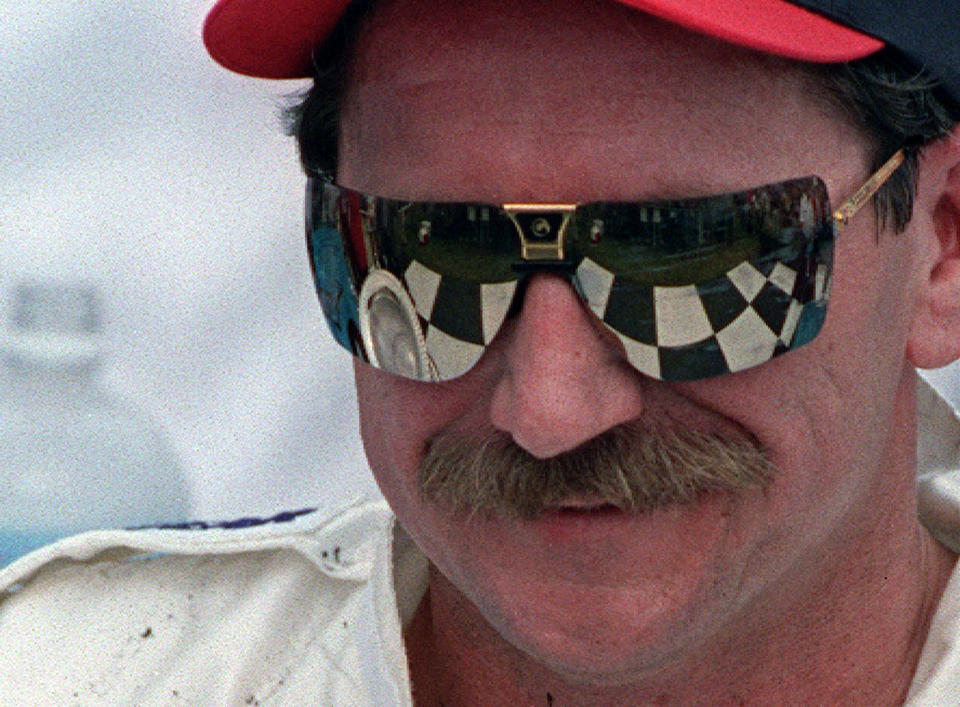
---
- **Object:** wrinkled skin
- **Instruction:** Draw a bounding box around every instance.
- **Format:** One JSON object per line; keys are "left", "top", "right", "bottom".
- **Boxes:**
{"left": 340, "top": 0, "right": 960, "bottom": 702}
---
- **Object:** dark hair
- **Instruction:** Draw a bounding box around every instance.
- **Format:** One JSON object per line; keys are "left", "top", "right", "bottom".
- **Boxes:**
{"left": 283, "top": 9, "right": 958, "bottom": 233}
{"left": 816, "top": 49, "right": 958, "bottom": 232}
{"left": 281, "top": 0, "right": 377, "bottom": 178}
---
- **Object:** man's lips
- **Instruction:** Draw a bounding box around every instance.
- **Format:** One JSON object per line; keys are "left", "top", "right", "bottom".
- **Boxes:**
{"left": 543, "top": 500, "right": 628, "bottom": 524}
{"left": 553, "top": 497, "right": 613, "bottom": 509}
{"left": 518, "top": 502, "right": 635, "bottom": 545}
{"left": 551, "top": 499, "right": 621, "bottom": 513}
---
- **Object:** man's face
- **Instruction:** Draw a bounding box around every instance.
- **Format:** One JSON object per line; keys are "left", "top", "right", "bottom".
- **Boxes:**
{"left": 341, "top": 0, "right": 927, "bottom": 680}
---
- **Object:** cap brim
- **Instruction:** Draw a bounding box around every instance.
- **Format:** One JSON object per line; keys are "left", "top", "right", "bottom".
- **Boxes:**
{"left": 203, "top": 0, "right": 884, "bottom": 79}
{"left": 203, "top": 0, "right": 354, "bottom": 79}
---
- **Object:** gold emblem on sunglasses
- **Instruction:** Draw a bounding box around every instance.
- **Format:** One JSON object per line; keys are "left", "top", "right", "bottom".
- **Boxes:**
{"left": 502, "top": 203, "right": 577, "bottom": 260}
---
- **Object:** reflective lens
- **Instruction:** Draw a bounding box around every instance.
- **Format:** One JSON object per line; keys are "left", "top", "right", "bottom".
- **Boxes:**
{"left": 565, "top": 177, "right": 833, "bottom": 380}
{"left": 569, "top": 177, "right": 829, "bottom": 285}
{"left": 306, "top": 174, "right": 835, "bottom": 382}
{"left": 380, "top": 201, "right": 521, "bottom": 282}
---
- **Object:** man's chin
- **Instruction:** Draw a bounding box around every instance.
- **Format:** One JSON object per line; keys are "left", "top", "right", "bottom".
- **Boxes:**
{"left": 447, "top": 502, "right": 742, "bottom": 686}
{"left": 404, "top": 481, "right": 775, "bottom": 696}
{"left": 446, "top": 488, "right": 749, "bottom": 610}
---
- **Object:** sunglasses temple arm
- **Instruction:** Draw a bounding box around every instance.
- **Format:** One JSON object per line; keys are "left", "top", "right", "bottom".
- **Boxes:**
{"left": 832, "top": 149, "right": 905, "bottom": 231}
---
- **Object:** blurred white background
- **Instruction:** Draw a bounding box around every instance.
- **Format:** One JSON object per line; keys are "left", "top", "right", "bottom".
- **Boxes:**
{"left": 1, "top": 0, "right": 376, "bottom": 522}
{"left": 1, "top": 1, "right": 958, "bottom": 528}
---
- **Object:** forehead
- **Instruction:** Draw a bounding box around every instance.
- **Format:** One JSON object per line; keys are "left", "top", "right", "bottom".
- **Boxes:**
{"left": 338, "top": 0, "right": 863, "bottom": 203}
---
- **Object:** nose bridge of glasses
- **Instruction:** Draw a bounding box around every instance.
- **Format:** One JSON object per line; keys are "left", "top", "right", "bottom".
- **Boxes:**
{"left": 500, "top": 203, "right": 590, "bottom": 322}
{"left": 502, "top": 203, "right": 577, "bottom": 261}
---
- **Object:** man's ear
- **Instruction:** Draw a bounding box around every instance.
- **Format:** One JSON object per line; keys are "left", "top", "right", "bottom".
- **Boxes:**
{"left": 907, "top": 128, "right": 960, "bottom": 369}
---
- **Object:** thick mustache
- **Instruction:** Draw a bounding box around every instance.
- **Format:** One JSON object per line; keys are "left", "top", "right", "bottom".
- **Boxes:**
{"left": 418, "top": 422, "right": 775, "bottom": 520}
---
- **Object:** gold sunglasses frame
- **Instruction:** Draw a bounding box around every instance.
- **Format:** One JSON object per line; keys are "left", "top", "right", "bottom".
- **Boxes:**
{"left": 498, "top": 149, "right": 906, "bottom": 261}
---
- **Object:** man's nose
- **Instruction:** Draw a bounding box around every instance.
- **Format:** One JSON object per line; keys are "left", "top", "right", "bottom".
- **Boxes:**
{"left": 489, "top": 273, "right": 646, "bottom": 459}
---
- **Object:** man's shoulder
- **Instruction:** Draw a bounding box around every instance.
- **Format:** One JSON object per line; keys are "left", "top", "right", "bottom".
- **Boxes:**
{"left": 0, "top": 497, "right": 399, "bottom": 705}
{"left": 0, "top": 497, "right": 396, "bottom": 599}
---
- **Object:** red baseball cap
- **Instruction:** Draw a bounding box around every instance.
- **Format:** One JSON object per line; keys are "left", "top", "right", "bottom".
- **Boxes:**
{"left": 203, "top": 0, "right": 884, "bottom": 80}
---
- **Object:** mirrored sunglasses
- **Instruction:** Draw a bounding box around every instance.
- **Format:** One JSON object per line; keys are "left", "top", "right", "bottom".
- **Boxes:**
{"left": 305, "top": 150, "right": 904, "bottom": 382}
